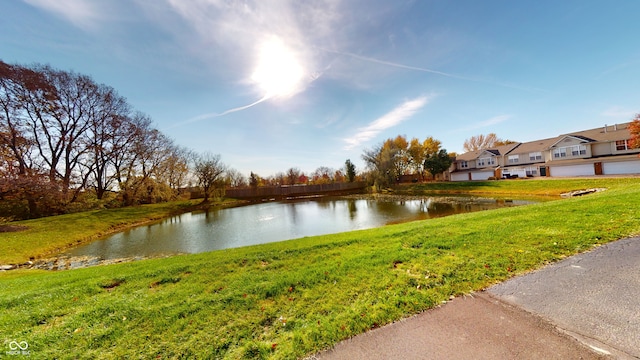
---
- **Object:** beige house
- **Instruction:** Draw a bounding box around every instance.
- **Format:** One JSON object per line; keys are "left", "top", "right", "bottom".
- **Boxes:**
{"left": 450, "top": 143, "right": 519, "bottom": 181}
{"left": 450, "top": 122, "right": 640, "bottom": 181}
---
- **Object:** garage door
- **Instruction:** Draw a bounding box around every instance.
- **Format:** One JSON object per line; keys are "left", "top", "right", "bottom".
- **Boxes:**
{"left": 603, "top": 160, "right": 640, "bottom": 175}
{"left": 451, "top": 172, "right": 469, "bottom": 182}
{"left": 549, "top": 164, "right": 594, "bottom": 177}
{"left": 471, "top": 171, "right": 494, "bottom": 181}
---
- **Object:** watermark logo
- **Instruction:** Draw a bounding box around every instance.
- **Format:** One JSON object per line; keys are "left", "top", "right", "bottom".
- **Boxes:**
{"left": 6, "top": 340, "right": 30, "bottom": 356}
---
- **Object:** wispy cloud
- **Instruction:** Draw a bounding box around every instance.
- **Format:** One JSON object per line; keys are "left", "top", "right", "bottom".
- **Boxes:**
{"left": 456, "top": 114, "right": 511, "bottom": 132}
{"left": 601, "top": 106, "right": 637, "bottom": 119}
{"left": 22, "top": 0, "right": 111, "bottom": 30}
{"left": 343, "top": 95, "right": 433, "bottom": 150}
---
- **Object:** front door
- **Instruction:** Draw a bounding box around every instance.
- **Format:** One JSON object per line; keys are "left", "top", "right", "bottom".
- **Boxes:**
{"left": 594, "top": 162, "right": 603, "bottom": 175}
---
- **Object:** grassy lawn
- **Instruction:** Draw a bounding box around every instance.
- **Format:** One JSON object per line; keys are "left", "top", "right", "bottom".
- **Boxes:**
{"left": 396, "top": 177, "right": 633, "bottom": 196}
{"left": 1, "top": 178, "right": 639, "bottom": 359}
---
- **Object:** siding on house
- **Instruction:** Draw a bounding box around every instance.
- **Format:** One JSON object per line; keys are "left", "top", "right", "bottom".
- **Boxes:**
{"left": 449, "top": 143, "right": 519, "bottom": 180}
{"left": 450, "top": 122, "right": 640, "bottom": 181}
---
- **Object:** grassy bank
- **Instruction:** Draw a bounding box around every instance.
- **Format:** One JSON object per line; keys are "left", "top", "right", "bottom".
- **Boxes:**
{"left": 396, "top": 177, "right": 634, "bottom": 196}
{"left": 1, "top": 178, "right": 639, "bottom": 359}
{"left": 0, "top": 199, "right": 240, "bottom": 264}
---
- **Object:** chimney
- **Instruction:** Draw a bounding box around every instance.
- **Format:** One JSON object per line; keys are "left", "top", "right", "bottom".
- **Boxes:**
{"left": 614, "top": 123, "right": 618, "bottom": 131}
{"left": 604, "top": 124, "right": 607, "bottom": 133}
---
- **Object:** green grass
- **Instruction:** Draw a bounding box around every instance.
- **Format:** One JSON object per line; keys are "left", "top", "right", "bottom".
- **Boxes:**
{"left": 398, "top": 177, "right": 635, "bottom": 196}
{"left": 1, "top": 178, "right": 640, "bottom": 359}
{"left": 0, "top": 199, "right": 239, "bottom": 264}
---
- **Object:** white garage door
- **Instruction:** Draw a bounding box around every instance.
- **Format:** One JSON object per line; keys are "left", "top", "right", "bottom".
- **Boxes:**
{"left": 603, "top": 160, "right": 640, "bottom": 175}
{"left": 451, "top": 172, "right": 469, "bottom": 182}
{"left": 549, "top": 164, "right": 594, "bottom": 177}
{"left": 471, "top": 171, "right": 494, "bottom": 181}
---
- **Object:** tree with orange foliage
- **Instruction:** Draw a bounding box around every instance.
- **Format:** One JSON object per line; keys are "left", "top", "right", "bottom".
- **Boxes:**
{"left": 629, "top": 114, "right": 640, "bottom": 149}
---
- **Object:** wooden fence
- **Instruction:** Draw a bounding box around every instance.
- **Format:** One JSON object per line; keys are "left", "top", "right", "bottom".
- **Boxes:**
{"left": 224, "top": 182, "right": 368, "bottom": 199}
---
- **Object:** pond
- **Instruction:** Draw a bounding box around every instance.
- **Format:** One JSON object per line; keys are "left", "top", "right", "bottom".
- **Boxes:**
{"left": 61, "top": 195, "right": 542, "bottom": 261}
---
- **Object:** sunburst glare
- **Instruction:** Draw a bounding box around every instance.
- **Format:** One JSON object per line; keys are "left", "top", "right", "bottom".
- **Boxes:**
{"left": 251, "top": 36, "right": 305, "bottom": 99}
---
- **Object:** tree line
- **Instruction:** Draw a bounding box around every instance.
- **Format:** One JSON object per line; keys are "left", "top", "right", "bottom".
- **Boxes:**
{"left": 0, "top": 61, "right": 201, "bottom": 218}
{"left": 361, "top": 135, "right": 453, "bottom": 190}
{"left": 0, "top": 61, "right": 361, "bottom": 219}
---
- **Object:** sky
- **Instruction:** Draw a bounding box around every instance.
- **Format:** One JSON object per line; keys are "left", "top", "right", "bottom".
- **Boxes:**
{"left": 1, "top": 0, "right": 639, "bottom": 177}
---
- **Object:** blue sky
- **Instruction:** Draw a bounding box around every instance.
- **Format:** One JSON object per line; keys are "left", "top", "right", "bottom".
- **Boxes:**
{"left": 1, "top": 1, "right": 639, "bottom": 177}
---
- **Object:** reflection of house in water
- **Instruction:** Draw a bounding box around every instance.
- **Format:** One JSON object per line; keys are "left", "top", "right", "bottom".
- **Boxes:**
{"left": 450, "top": 123, "right": 640, "bottom": 181}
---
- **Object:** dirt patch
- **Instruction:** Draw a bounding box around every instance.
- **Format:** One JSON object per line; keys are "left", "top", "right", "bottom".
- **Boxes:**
{"left": 0, "top": 225, "right": 28, "bottom": 233}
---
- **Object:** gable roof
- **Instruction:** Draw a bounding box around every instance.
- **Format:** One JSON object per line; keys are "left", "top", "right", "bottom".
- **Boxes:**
{"left": 505, "top": 137, "right": 557, "bottom": 155}
{"left": 564, "top": 122, "right": 631, "bottom": 143}
{"left": 549, "top": 134, "right": 594, "bottom": 148}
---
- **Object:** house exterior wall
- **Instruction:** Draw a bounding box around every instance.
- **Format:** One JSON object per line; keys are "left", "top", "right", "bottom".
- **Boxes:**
{"left": 549, "top": 138, "right": 592, "bottom": 161}
{"left": 591, "top": 142, "right": 612, "bottom": 157}
{"left": 611, "top": 140, "right": 637, "bottom": 155}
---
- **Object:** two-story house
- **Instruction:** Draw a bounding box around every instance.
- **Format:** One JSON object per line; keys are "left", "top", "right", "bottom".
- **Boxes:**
{"left": 545, "top": 123, "right": 640, "bottom": 177}
{"left": 451, "top": 122, "right": 640, "bottom": 181}
{"left": 450, "top": 143, "right": 519, "bottom": 181}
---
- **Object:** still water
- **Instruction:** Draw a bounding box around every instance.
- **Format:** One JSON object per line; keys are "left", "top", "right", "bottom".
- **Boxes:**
{"left": 63, "top": 196, "right": 538, "bottom": 260}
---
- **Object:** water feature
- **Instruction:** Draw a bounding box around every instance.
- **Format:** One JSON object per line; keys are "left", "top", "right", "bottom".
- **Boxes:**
{"left": 62, "top": 195, "right": 540, "bottom": 260}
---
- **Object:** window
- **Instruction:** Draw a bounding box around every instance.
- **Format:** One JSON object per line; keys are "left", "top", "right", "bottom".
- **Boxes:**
{"left": 508, "top": 155, "right": 519, "bottom": 164}
{"left": 570, "top": 145, "right": 586, "bottom": 156}
{"left": 529, "top": 152, "right": 542, "bottom": 161}
{"left": 553, "top": 148, "right": 567, "bottom": 158}
{"left": 616, "top": 139, "right": 630, "bottom": 151}
{"left": 477, "top": 157, "right": 495, "bottom": 167}
{"left": 553, "top": 145, "right": 586, "bottom": 158}
{"left": 460, "top": 161, "right": 468, "bottom": 169}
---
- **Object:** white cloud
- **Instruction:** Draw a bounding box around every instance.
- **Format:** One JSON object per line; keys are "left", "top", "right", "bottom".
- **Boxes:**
{"left": 601, "top": 106, "right": 637, "bottom": 120}
{"left": 343, "top": 95, "right": 432, "bottom": 150}
{"left": 457, "top": 114, "right": 511, "bottom": 132}
{"left": 23, "top": 0, "right": 112, "bottom": 30}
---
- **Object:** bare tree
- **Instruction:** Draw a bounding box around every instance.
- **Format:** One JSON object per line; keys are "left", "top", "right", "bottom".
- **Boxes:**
{"left": 463, "top": 133, "right": 500, "bottom": 152}
{"left": 193, "top": 153, "right": 226, "bottom": 203}
{"left": 225, "top": 168, "right": 247, "bottom": 188}
{"left": 463, "top": 133, "right": 517, "bottom": 152}
{"left": 311, "top": 166, "right": 334, "bottom": 184}
{"left": 85, "top": 89, "right": 131, "bottom": 200}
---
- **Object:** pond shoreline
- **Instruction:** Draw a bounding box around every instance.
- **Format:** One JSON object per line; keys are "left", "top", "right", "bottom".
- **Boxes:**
{"left": 22, "top": 194, "right": 545, "bottom": 270}
{"left": 0, "top": 179, "right": 616, "bottom": 272}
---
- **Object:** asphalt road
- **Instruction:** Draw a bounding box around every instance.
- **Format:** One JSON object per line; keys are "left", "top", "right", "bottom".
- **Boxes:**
{"left": 317, "top": 236, "right": 640, "bottom": 359}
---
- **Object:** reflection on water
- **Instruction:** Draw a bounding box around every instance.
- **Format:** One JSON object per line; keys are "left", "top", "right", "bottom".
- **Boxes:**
{"left": 62, "top": 196, "right": 539, "bottom": 260}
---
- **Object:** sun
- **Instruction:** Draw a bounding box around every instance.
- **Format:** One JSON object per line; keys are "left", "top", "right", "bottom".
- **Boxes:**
{"left": 251, "top": 36, "right": 304, "bottom": 99}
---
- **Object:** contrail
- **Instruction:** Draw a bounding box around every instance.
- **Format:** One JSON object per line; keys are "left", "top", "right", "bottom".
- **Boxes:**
{"left": 165, "top": 95, "right": 271, "bottom": 129}
{"left": 165, "top": 67, "right": 327, "bottom": 130}
{"left": 323, "top": 48, "right": 546, "bottom": 93}
{"left": 331, "top": 49, "right": 472, "bottom": 80}
{"left": 188, "top": 95, "right": 271, "bottom": 122}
